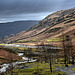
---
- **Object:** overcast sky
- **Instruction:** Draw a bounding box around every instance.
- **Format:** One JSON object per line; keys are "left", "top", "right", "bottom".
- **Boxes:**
{"left": 0, "top": 0, "right": 75, "bottom": 23}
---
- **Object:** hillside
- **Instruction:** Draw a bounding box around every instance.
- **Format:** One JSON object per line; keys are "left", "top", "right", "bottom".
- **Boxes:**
{"left": 0, "top": 20, "right": 38, "bottom": 38}
{"left": 3, "top": 8, "right": 75, "bottom": 46}
{"left": 0, "top": 47, "right": 22, "bottom": 63}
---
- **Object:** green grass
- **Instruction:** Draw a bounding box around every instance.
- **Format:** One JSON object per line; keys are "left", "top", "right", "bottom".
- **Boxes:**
{"left": 0, "top": 43, "right": 7, "bottom": 46}
{"left": 8, "top": 61, "right": 66, "bottom": 75}
{"left": 15, "top": 47, "right": 27, "bottom": 50}
{"left": 16, "top": 39, "right": 38, "bottom": 43}
{"left": 72, "top": 68, "right": 75, "bottom": 71}
{"left": 72, "top": 39, "right": 75, "bottom": 41}
{"left": 46, "top": 38, "right": 62, "bottom": 42}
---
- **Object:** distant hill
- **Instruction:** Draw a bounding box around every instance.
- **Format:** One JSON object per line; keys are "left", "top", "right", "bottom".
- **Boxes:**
{"left": 0, "top": 20, "right": 38, "bottom": 37}
{"left": 3, "top": 8, "right": 75, "bottom": 45}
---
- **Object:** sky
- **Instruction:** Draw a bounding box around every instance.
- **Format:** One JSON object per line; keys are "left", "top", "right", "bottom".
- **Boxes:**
{"left": 0, "top": 0, "right": 75, "bottom": 23}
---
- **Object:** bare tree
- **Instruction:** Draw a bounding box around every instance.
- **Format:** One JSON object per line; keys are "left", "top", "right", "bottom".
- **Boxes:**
{"left": 62, "top": 34, "right": 75, "bottom": 66}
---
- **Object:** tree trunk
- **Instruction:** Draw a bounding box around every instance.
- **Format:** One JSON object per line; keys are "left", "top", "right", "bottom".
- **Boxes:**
{"left": 50, "top": 54, "right": 52, "bottom": 72}
{"left": 64, "top": 55, "right": 67, "bottom": 64}
{"left": 72, "top": 56, "right": 74, "bottom": 64}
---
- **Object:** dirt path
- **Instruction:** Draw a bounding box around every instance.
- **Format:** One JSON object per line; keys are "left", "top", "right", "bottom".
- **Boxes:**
{"left": 57, "top": 65, "right": 75, "bottom": 75}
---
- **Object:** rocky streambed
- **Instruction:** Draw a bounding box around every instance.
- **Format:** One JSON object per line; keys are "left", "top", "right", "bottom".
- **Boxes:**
{"left": 0, "top": 53, "right": 37, "bottom": 74}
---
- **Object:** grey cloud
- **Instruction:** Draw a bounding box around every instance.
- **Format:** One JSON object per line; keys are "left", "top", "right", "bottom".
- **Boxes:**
{"left": 0, "top": 0, "right": 75, "bottom": 23}
{"left": 0, "top": 0, "right": 67, "bottom": 14}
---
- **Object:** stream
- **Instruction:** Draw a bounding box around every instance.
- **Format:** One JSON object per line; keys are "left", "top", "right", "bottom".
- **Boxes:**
{"left": 0, "top": 53, "right": 37, "bottom": 73}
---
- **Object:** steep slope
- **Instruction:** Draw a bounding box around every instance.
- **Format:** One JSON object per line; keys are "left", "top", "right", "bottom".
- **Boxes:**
{"left": 0, "top": 20, "right": 38, "bottom": 37}
{"left": 3, "top": 8, "right": 75, "bottom": 45}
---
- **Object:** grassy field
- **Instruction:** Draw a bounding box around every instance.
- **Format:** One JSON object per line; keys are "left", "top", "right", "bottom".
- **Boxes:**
{"left": 7, "top": 61, "right": 67, "bottom": 75}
